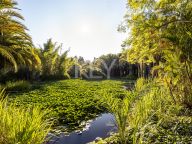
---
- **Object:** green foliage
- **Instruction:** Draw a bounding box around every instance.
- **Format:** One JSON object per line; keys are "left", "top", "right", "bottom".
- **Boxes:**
{"left": 123, "top": 0, "right": 192, "bottom": 107}
{"left": 94, "top": 54, "right": 134, "bottom": 78}
{"left": 0, "top": 0, "right": 191, "bottom": 143}
{"left": 153, "top": 51, "right": 192, "bottom": 107}
{"left": 5, "top": 80, "right": 31, "bottom": 92}
{"left": 0, "top": 88, "right": 6, "bottom": 100}
{"left": 71, "top": 56, "right": 102, "bottom": 79}
{"left": 129, "top": 78, "right": 192, "bottom": 143}
{"left": 96, "top": 78, "right": 192, "bottom": 144}
{"left": 0, "top": 0, "right": 41, "bottom": 72}
{"left": 128, "top": 79, "right": 171, "bottom": 143}
{"left": 39, "top": 39, "right": 74, "bottom": 79}
{"left": 121, "top": 0, "right": 192, "bottom": 142}
{"left": 124, "top": 75, "right": 137, "bottom": 80}
{"left": 73, "top": 54, "right": 137, "bottom": 80}
{"left": 100, "top": 90, "right": 136, "bottom": 144}
{"left": 0, "top": 91, "right": 52, "bottom": 144}
{"left": 40, "top": 39, "right": 60, "bottom": 77}
{"left": 9, "top": 79, "right": 127, "bottom": 131}
{"left": 56, "top": 50, "right": 74, "bottom": 79}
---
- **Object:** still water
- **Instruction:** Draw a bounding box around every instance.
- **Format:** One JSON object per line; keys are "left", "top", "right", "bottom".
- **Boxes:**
{"left": 48, "top": 113, "right": 116, "bottom": 144}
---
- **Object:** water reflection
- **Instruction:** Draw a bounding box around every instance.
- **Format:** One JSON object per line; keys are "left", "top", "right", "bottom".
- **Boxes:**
{"left": 48, "top": 113, "right": 117, "bottom": 144}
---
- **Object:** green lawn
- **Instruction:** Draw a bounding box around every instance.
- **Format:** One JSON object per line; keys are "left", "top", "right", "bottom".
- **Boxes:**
{"left": 9, "top": 79, "right": 132, "bottom": 131}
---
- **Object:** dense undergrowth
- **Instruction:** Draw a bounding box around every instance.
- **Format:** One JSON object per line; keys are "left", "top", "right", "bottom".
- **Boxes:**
{"left": 9, "top": 79, "right": 130, "bottom": 131}
{"left": 93, "top": 78, "right": 192, "bottom": 144}
{"left": 0, "top": 89, "right": 52, "bottom": 144}
{"left": 1, "top": 80, "right": 31, "bottom": 92}
{"left": 4, "top": 78, "right": 192, "bottom": 143}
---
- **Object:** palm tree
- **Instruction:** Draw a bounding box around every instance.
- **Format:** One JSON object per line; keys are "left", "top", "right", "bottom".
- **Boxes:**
{"left": 0, "top": 0, "right": 40, "bottom": 72}
{"left": 56, "top": 50, "right": 74, "bottom": 78}
{"left": 40, "top": 39, "right": 60, "bottom": 77}
{"left": 40, "top": 39, "right": 74, "bottom": 79}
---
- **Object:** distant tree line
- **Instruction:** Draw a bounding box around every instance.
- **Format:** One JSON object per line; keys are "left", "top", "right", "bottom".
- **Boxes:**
{"left": 0, "top": 0, "right": 152, "bottom": 83}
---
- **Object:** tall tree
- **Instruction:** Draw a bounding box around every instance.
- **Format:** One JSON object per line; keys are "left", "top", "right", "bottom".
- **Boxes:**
{"left": 40, "top": 39, "right": 60, "bottom": 77}
{"left": 40, "top": 39, "right": 74, "bottom": 79}
{"left": 56, "top": 50, "right": 74, "bottom": 78}
{"left": 0, "top": 0, "right": 40, "bottom": 72}
{"left": 123, "top": 0, "right": 192, "bottom": 106}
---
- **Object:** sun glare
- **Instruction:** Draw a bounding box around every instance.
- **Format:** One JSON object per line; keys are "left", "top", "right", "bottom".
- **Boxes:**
{"left": 80, "top": 24, "right": 91, "bottom": 33}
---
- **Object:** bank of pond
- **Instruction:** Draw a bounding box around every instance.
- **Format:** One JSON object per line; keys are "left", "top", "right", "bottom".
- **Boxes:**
{"left": 6, "top": 79, "right": 131, "bottom": 143}
{"left": 5, "top": 79, "right": 192, "bottom": 144}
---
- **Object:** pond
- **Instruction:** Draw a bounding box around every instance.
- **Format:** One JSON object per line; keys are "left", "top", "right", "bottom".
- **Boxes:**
{"left": 47, "top": 113, "right": 117, "bottom": 144}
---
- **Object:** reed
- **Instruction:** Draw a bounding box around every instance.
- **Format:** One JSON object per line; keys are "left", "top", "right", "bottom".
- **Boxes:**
{"left": 0, "top": 89, "right": 52, "bottom": 144}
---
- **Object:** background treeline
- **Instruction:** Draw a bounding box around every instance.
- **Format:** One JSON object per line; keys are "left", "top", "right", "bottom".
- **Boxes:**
{"left": 0, "top": 40, "right": 141, "bottom": 82}
{"left": 0, "top": 38, "right": 142, "bottom": 83}
{"left": 69, "top": 54, "right": 139, "bottom": 80}
{"left": 0, "top": 38, "right": 74, "bottom": 82}
{"left": 0, "top": 0, "right": 146, "bottom": 83}
{"left": 0, "top": 0, "right": 150, "bottom": 83}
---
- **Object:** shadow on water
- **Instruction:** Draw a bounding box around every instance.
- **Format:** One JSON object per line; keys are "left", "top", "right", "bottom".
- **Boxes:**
{"left": 47, "top": 113, "right": 117, "bottom": 144}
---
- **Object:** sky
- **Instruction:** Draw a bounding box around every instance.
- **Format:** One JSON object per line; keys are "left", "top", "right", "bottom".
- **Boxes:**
{"left": 17, "top": 0, "right": 127, "bottom": 60}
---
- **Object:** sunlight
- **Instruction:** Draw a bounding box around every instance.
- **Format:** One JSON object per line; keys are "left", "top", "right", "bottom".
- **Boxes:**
{"left": 80, "top": 23, "right": 91, "bottom": 33}
{"left": 2, "top": 1, "right": 192, "bottom": 144}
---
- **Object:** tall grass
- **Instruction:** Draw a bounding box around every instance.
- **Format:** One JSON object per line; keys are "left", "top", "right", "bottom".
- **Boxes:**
{"left": 0, "top": 89, "right": 52, "bottom": 144}
{"left": 100, "top": 90, "right": 136, "bottom": 144}
{"left": 96, "top": 78, "right": 192, "bottom": 143}
{"left": 99, "top": 78, "right": 184, "bottom": 144}
{"left": 129, "top": 78, "right": 184, "bottom": 143}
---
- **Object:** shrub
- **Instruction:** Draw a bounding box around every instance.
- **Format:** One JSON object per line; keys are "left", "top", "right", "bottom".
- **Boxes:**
{"left": 0, "top": 90, "right": 52, "bottom": 144}
{"left": 5, "top": 80, "right": 31, "bottom": 92}
{"left": 129, "top": 79, "right": 170, "bottom": 143}
{"left": 95, "top": 78, "right": 192, "bottom": 144}
{"left": 128, "top": 78, "right": 192, "bottom": 143}
{"left": 100, "top": 90, "right": 136, "bottom": 144}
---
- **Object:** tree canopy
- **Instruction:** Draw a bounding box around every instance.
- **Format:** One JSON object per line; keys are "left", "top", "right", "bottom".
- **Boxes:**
{"left": 0, "top": 0, "right": 40, "bottom": 72}
{"left": 123, "top": 0, "right": 192, "bottom": 107}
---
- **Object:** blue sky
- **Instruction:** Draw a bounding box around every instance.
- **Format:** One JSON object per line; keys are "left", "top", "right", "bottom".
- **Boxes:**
{"left": 17, "top": 0, "right": 127, "bottom": 60}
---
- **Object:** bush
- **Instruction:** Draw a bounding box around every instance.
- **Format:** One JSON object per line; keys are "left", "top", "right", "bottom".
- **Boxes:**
{"left": 0, "top": 92, "right": 52, "bottom": 144}
{"left": 98, "top": 78, "right": 192, "bottom": 144}
{"left": 128, "top": 78, "right": 192, "bottom": 143}
{"left": 5, "top": 80, "right": 31, "bottom": 92}
{"left": 100, "top": 90, "right": 136, "bottom": 144}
